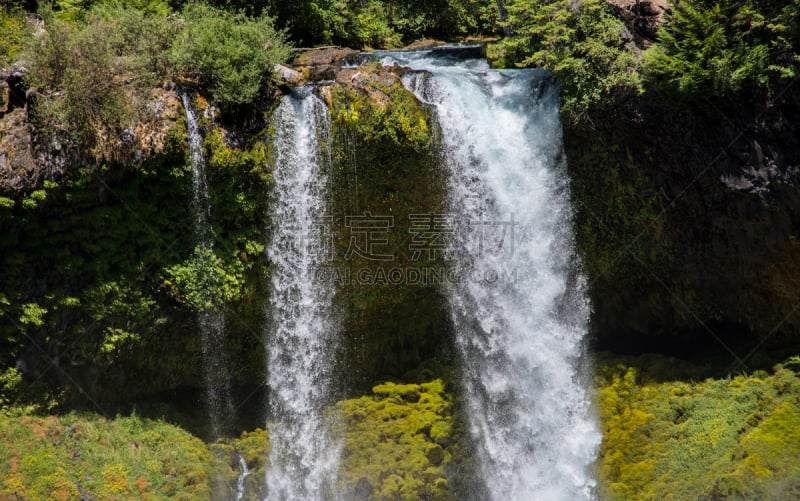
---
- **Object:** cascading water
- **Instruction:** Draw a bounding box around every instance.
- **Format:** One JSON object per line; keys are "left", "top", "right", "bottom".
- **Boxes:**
{"left": 181, "top": 93, "right": 235, "bottom": 439}
{"left": 265, "top": 89, "right": 340, "bottom": 499}
{"left": 383, "top": 49, "right": 601, "bottom": 499}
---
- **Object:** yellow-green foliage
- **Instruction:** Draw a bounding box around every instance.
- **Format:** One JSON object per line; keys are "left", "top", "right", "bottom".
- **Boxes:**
{"left": 0, "top": 9, "right": 28, "bottom": 67}
{"left": 597, "top": 358, "right": 800, "bottom": 500}
{"left": 336, "top": 379, "right": 454, "bottom": 500}
{"left": 0, "top": 411, "right": 235, "bottom": 500}
{"left": 330, "top": 73, "right": 431, "bottom": 152}
{"left": 204, "top": 127, "right": 272, "bottom": 184}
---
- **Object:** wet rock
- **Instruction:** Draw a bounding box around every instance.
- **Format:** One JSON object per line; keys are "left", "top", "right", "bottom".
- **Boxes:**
{"left": 405, "top": 39, "right": 445, "bottom": 50}
{"left": 333, "top": 68, "right": 394, "bottom": 108}
{"left": 0, "top": 109, "right": 37, "bottom": 194}
{"left": 292, "top": 47, "right": 359, "bottom": 81}
{"left": 354, "top": 477, "right": 373, "bottom": 500}
{"left": 0, "top": 63, "right": 29, "bottom": 114}
{"left": 293, "top": 46, "right": 359, "bottom": 67}
{"left": 606, "top": 0, "right": 668, "bottom": 48}
{"left": 0, "top": 81, "right": 9, "bottom": 113}
{"left": 565, "top": 84, "right": 800, "bottom": 351}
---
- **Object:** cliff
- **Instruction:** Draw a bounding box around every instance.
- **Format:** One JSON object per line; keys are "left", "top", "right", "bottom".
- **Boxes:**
{"left": 566, "top": 85, "right": 800, "bottom": 363}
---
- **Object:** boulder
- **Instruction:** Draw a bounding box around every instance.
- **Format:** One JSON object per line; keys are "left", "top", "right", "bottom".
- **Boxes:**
{"left": 292, "top": 47, "right": 360, "bottom": 81}
{"left": 0, "top": 109, "right": 37, "bottom": 194}
{"left": 0, "top": 81, "right": 8, "bottom": 114}
{"left": 274, "top": 64, "right": 306, "bottom": 87}
{"left": 354, "top": 477, "right": 373, "bottom": 500}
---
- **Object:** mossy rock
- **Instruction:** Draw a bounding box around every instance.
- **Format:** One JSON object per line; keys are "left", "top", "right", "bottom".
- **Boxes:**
{"left": 336, "top": 379, "right": 457, "bottom": 500}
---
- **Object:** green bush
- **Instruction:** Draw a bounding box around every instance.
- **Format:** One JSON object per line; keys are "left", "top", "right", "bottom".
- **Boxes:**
{"left": 24, "top": 1, "right": 290, "bottom": 151}
{"left": 53, "top": 0, "right": 171, "bottom": 20}
{"left": 597, "top": 357, "right": 800, "bottom": 500}
{"left": 496, "top": 0, "right": 643, "bottom": 119}
{"left": 24, "top": 11, "right": 136, "bottom": 148}
{"left": 168, "top": 1, "right": 291, "bottom": 107}
{"left": 645, "top": 0, "right": 799, "bottom": 96}
{"left": 335, "top": 379, "right": 454, "bottom": 499}
{"left": 267, "top": 0, "right": 497, "bottom": 48}
{"left": 0, "top": 411, "right": 238, "bottom": 500}
{"left": 23, "top": 2, "right": 178, "bottom": 148}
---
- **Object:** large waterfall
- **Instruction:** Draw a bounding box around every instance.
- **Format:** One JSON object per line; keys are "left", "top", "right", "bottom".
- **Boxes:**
{"left": 259, "top": 49, "right": 598, "bottom": 499}
{"left": 391, "top": 49, "right": 601, "bottom": 499}
{"left": 181, "top": 93, "right": 235, "bottom": 439}
{"left": 265, "top": 89, "right": 340, "bottom": 499}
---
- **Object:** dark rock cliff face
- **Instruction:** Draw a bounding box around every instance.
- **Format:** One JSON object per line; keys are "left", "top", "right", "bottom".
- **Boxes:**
{"left": 565, "top": 85, "right": 800, "bottom": 361}
{"left": 301, "top": 49, "right": 456, "bottom": 392}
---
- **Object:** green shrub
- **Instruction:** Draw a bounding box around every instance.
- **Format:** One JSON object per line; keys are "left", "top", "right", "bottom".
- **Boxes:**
{"left": 335, "top": 379, "right": 454, "bottom": 499}
{"left": 0, "top": 411, "right": 237, "bottom": 500}
{"left": 168, "top": 1, "right": 291, "bottom": 107}
{"left": 24, "top": 1, "right": 290, "bottom": 151}
{"left": 54, "top": 0, "right": 171, "bottom": 20}
{"left": 24, "top": 7, "right": 147, "bottom": 149}
{"left": 162, "top": 246, "right": 246, "bottom": 311}
{"left": 268, "top": 0, "right": 497, "bottom": 48}
{"left": 597, "top": 357, "right": 800, "bottom": 500}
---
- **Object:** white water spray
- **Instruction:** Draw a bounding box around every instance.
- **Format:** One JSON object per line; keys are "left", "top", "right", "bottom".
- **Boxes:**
{"left": 265, "top": 89, "right": 340, "bottom": 500}
{"left": 235, "top": 454, "right": 251, "bottom": 501}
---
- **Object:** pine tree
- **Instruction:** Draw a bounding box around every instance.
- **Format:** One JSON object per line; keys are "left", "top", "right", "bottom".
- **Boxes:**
{"left": 645, "top": 0, "right": 798, "bottom": 96}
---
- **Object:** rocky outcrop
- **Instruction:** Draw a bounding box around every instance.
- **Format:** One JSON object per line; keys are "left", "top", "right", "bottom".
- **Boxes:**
{"left": 0, "top": 64, "right": 28, "bottom": 115}
{"left": 291, "top": 46, "right": 360, "bottom": 80}
{"left": 92, "top": 87, "right": 184, "bottom": 167}
{"left": 0, "top": 109, "right": 37, "bottom": 194}
{"left": 0, "top": 80, "right": 184, "bottom": 195}
{"left": 274, "top": 63, "right": 306, "bottom": 87}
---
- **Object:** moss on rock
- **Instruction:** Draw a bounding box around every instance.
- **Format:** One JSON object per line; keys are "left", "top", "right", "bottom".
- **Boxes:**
{"left": 336, "top": 379, "right": 455, "bottom": 500}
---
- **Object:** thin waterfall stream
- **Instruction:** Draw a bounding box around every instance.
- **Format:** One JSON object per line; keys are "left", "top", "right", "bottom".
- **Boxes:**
{"left": 181, "top": 93, "right": 235, "bottom": 440}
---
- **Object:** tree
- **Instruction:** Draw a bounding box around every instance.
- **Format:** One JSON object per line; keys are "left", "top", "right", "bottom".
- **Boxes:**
{"left": 645, "top": 0, "right": 799, "bottom": 96}
{"left": 498, "top": 0, "right": 643, "bottom": 118}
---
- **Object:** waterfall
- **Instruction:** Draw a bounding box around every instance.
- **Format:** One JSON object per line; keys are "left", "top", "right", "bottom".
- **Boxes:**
{"left": 383, "top": 49, "right": 601, "bottom": 499}
{"left": 181, "top": 93, "right": 235, "bottom": 439}
{"left": 235, "top": 454, "right": 251, "bottom": 501}
{"left": 265, "top": 89, "right": 340, "bottom": 499}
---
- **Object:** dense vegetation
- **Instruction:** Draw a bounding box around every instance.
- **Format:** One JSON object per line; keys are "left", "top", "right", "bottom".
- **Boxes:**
{"left": 5, "top": 360, "right": 800, "bottom": 499}
{"left": 646, "top": 0, "right": 800, "bottom": 96}
{"left": 23, "top": 0, "right": 290, "bottom": 151}
{"left": 3, "top": 0, "right": 798, "bottom": 119}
